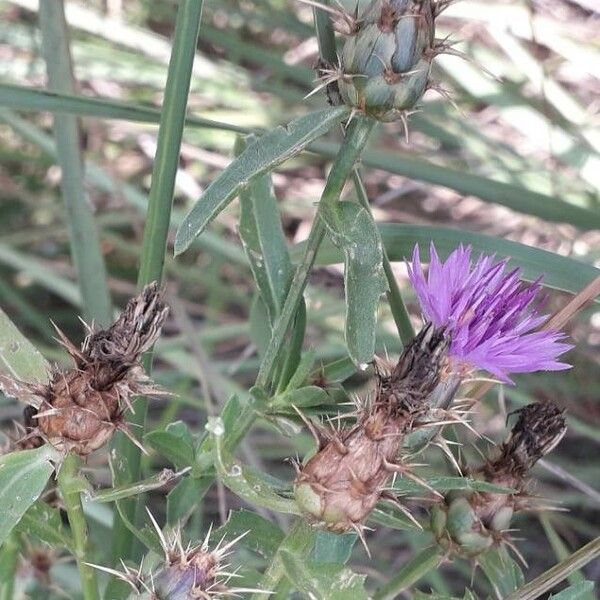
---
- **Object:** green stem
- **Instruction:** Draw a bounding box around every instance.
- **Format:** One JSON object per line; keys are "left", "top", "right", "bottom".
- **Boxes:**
{"left": 0, "top": 531, "right": 21, "bottom": 600}
{"left": 351, "top": 170, "right": 415, "bottom": 345}
{"left": 373, "top": 546, "right": 442, "bottom": 600}
{"left": 256, "top": 115, "right": 377, "bottom": 389}
{"left": 110, "top": 0, "right": 204, "bottom": 565}
{"left": 505, "top": 537, "right": 600, "bottom": 600}
{"left": 38, "top": 0, "right": 112, "bottom": 326}
{"left": 58, "top": 453, "right": 100, "bottom": 600}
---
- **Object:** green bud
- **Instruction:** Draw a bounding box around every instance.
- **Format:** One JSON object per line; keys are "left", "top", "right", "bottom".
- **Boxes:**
{"left": 338, "top": 0, "right": 438, "bottom": 121}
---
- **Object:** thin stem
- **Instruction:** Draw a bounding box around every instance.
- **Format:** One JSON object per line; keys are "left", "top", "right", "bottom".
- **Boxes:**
{"left": 58, "top": 453, "right": 100, "bottom": 600}
{"left": 38, "top": 0, "right": 112, "bottom": 326}
{"left": 373, "top": 546, "right": 442, "bottom": 600}
{"left": 352, "top": 170, "right": 415, "bottom": 344}
{"left": 0, "top": 531, "right": 21, "bottom": 600}
{"left": 256, "top": 115, "right": 377, "bottom": 389}
{"left": 110, "top": 0, "right": 204, "bottom": 565}
{"left": 505, "top": 537, "right": 600, "bottom": 600}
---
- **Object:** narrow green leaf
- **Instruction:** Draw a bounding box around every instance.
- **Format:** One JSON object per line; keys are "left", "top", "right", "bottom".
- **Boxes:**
{"left": 321, "top": 201, "right": 387, "bottom": 366}
{"left": 167, "top": 476, "right": 213, "bottom": 525}
{"left": 269, "top": 385, "right": 330, "bottom": 410}
{"left": 15, "top": 501, "right": 73, "bottom": 549}
{"left": 237, "top": 134, "right": 293, "bottom": 321}
{"left": 280, "top": 549, "right": 368, "bottom": 600}
{"left": 550, "top": 582, "right": 595, "bottom": 600}
{"left": 309, "top": 224, "right": 600, "bottom": 299}
{"left": 374, "top": 546, "right": 442, "bottom": 600}
{"left": 0, "top": 82, "right": 246, "bottom": 134}
{"left": 39, "top": 0, "right": 112, "bottom": 327}
{"left": 0, "top": 445, "right": 59, "bottom": 545}
{"left": 389, "top": 475, "right": 515, "bottom": 495}
{"left": 174, "top": 106, "right": 350, "bottom": 255}
{"left": 216, "top": 509, "right": 285, "bottom": 560}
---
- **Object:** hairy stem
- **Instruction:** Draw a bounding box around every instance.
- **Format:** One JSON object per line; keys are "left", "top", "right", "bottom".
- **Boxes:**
{"left": 256, "top": 115, "right": 377, "bottom": 389}
{"left": 58, "top": 453, "right": 100, "bottom": 600}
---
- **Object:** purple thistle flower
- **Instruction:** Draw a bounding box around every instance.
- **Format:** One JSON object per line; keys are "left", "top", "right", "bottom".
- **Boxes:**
{"left": 407, "top": 242, "right": 572, "bottom": 383}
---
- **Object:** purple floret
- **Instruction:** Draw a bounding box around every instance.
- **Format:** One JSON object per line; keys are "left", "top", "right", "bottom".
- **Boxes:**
{"left": 407, "top": 243, "right": 572, "bottom": 382}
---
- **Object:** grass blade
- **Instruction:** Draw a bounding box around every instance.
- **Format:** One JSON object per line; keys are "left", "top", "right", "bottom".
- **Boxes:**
{"left": 110, "top": 0, "right": 204, "bottom": 567}
{"left": 38, "top": 0, "right": 112, "bottom": 326}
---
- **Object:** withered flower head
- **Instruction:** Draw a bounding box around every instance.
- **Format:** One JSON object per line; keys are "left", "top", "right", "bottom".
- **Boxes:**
{"left": 294, "top": 324, "right": 448, "bottom": 534}
{"left": 2, "top": 283, "right": 168, "bottom": 455}
{"left": 431, "top": 401, "right": 567, "bottom": 559}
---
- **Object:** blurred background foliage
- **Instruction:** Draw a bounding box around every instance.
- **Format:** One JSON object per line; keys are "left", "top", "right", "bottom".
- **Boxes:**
{"left": 0, "top": 0, "right": 598, "bottom": 597}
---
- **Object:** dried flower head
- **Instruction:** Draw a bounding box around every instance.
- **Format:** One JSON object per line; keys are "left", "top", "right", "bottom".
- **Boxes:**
{"left": 431, "top": 401, "right": 567, "bottom": 559}
{"left": 407, "top": 243, "right": 572, "bottom": 382}
{"left": 1, "top": 283, "right": 168, "bottom": 455}
{"left": 294, "top": 324, "right": 448, "bottom": 535}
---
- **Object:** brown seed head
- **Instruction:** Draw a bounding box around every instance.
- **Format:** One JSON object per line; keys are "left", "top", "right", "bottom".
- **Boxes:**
{"left": 294, "top": 323, "right": 449, "bottom": 532}
{"left": 5, "top": 283, "right": 168, "bottom": 455}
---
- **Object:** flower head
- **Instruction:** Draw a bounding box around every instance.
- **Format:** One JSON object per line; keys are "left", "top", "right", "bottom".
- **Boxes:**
{"left": 407, "top": 243, "right": 572, "bottom": 382}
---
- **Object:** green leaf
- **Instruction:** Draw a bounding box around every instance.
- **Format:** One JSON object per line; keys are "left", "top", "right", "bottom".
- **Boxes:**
{"left": 550, "top": 582, "right": 595, "bottom": 599}
{"left": 144, "top": 421, "right": 196, "bottom": 469}
{"left": 285, "top": 351, "right": 317, "bottom": 391}
{"left": 15, "top": 500, "right": 73, "bottom": 549}
{"left": 369, "top": 506, "right": 422, "bottom": 531}
{"left": 0, "top": 307, "right": 49, "bottom": 394}
{"left": 174, "top": 106, "right": 349, "bottom": 255}
{"left": 280, "top": 549, "right": 368, "bottom": 600}
{"left": 480, "top": 546, "right": 524, "bottom": 598}
{"left": 0, "top": 445, "right": 59, "bottom": 545}
{"left": 374, "top": 547, "right": 442, "bottom": 600}
{"left": 269, "top": 385, "right": 330, "bottom": 410}
{"left": 167, "top": 476, "right": 213, "bottom": 525}
{"left": 320, "top": 201, "right": 387, "bottom": 366}
{"left": 237, "top": 134, "right": 293, "bottom": 322}
{"left": 309, "top": 224, "right": 600, "bottom": 299}
{"left": 85, "top": 469, "right": 182, "bottom": 503}
{"left": 389, "top": 476, "right": 515, "bottom": 495}
{"left": 312, "top": 531, "right": 357, "bottom": 565}
{"left": 216, "top": 509, "right": 285, "bottom": 560}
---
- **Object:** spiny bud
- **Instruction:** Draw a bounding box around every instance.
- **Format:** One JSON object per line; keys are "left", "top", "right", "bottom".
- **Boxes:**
{"left": 294, "top": 324, "right": 448, "bottom": 534}
{"left": 1, "top": 283, "right": 168, "bottom": 456}
{"left": 431, "top": 401, "right": 566, "bottom": 559}
{"left": 336, "top": 0, "right": 441, "bottom": 122}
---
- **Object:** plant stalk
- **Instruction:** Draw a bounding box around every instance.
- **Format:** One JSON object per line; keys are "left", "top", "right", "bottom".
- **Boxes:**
{"left": 110, "top": 0, "right": 204, "bottom": 565}
{"left": 58, "top": 453, "right": 100, "bottom": 600}
{"left": 256, "top": 115, "right": 377, "bottom": 389}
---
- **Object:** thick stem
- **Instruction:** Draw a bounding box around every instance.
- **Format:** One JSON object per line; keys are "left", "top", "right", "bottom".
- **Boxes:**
{"left": 58, "top": 453, "right": 100, "bottom": 600}
{"left": 256, "top": 115, "right": 377, "bottom": 389}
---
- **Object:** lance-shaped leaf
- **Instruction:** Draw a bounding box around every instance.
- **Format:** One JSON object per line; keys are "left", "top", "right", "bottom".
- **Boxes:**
{"left": 174, "top": 106, "right": 349, "bottom": 255}
{"left": 15, "top": 500, "right": 73, "bottom": 549}
{"left": 320, "top": 201, "right": 387, "bottom": 366}
{"left": 0, "top": 445, "right": 60, "bottom": 545}
{"left": 237, "top": 134, "right": 293, "bottom": 322}
{"left": 550, "top": 582, "right": 595, "bottom": 600}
